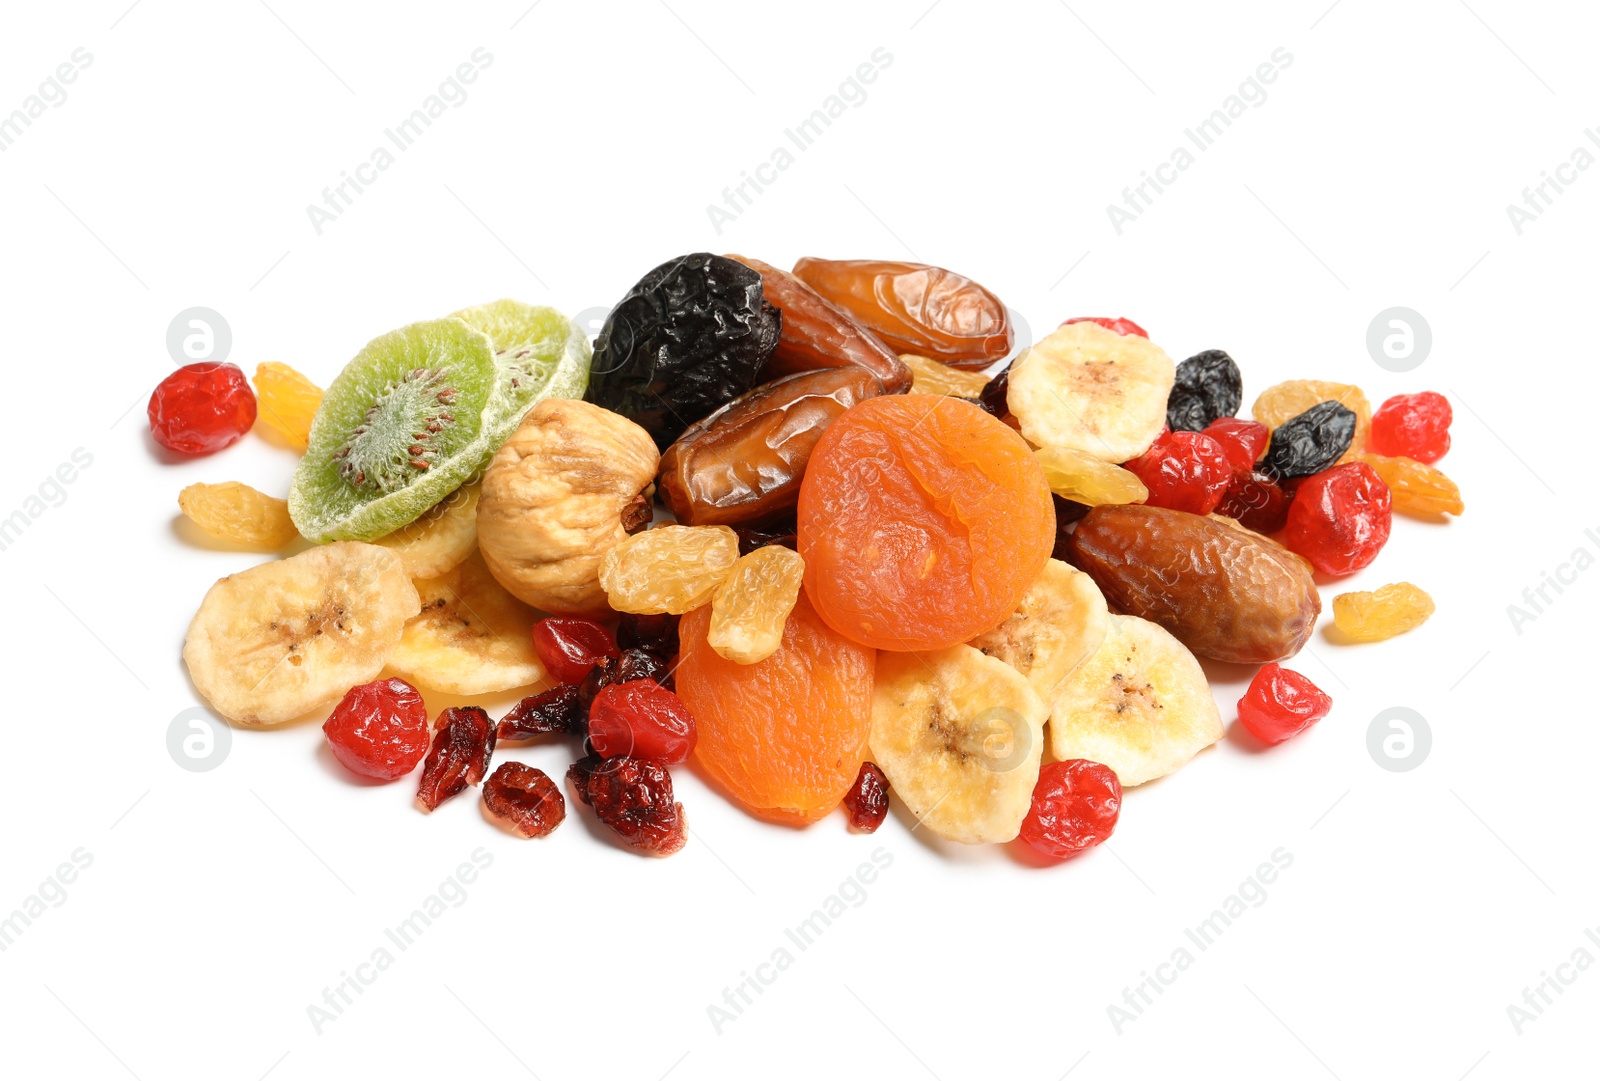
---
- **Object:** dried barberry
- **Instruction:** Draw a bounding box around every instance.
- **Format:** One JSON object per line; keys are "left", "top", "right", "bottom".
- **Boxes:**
{"left": 567, "top": 754, "right": 687, "bottom": 856}
{"left": 416, "top": 707, "right": 496, "bottom": 812}
{"left": 497, "top": 685, "right": 585, "bottom": 741}
{"left": 482, "top": 762, "right": 566, "bottom": 838}
{"left": 1261, "top": 401, "right": 1357, "bottom": 479}
{"left": 1166, "top": 349, "right": 1242, "bottom": 432}
{"left": 843, "top": 762, "right": 890, "bottom": 832}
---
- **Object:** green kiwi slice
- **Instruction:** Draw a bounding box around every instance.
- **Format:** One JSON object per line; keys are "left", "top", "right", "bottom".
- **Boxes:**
{"left": 449, "top": 299, "right": 592, "bottom": 448}
{"left": 290, "top": 319, "right": 498, "bottom": 543}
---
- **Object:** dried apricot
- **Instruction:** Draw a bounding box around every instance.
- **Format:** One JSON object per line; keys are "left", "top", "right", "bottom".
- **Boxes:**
{"left": 708, "top": 546, "right": 806, "bottom": 664}
{"left": 677, "top": 590, "right": 875, "bottom": 824}
{"left": 1332, "top": 582, "right": 1434, "bottom": 641}
{"left": 797, "top": 395, "right": 1054, "bottom": 651}
{"left": 178, "top": 481, "right": 300, "bottom": 550}
{"left": 1252, "top": 380, "right": 1370, "bottom": 462}
{"left": 252, "top": 362, "right": 323, "bottom": 450}
{"left": 1354, "top": 451, "right": 1463, "bottom": 517}
{"left": 598, "top": 525, "right": 740, "bottom": 614}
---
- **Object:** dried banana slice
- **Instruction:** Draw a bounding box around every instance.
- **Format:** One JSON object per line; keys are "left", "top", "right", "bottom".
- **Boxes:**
{"left": 387, "top": 551, "right": 549, "bottom": 695}
{"left": 1008, "top": 321, "right": 1175, "bottom": 462}
{"left": 370, "top": 483, "right": 480, "bottom": 580}
{"left": 969, "top": 559, "right": 1110, "bottom": 705}
{"left": 183, "top": 543, "right": 420, "bottom": 727}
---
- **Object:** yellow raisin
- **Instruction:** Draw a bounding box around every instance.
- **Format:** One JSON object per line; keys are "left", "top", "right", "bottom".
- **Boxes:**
{"left": 178, "top": 482, "right": 300, "bottom": 550}
{"left": 1253, "top": 379, "right": 1370, "bottom": 462}
{"left": 1332, "top": 582, "right": 1434, "bottom": 642}
{"left": 599, "top": 524, "right": 740, "bottom": 614}
{"left": 252, "top": 362, "right": 323, "bottom": 450}
{"left": 1355, "top": 451, "right": 1463, "bottom": 517}
{"left": 707, "top": 546, "right": 805, "bottom": 664}
{"left": 1036, "top": 445, "right": 1149, "bottom": 505}
{"left": 900, "top": 354, "right": 992, "bottom": 399}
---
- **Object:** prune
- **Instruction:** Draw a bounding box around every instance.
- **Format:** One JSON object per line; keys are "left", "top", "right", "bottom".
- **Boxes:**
{"left": 1019, "top": 759, "right": 1121, "bottom": 860}
{"left": 843, "top": 762, "right": 890, "bottom": 833}
{"left": 1203, "top": 417, "right": 1270, "bottom": 471}
{"left": 1369, "top": 391, "right": 1451, "bottom": 463}
{"left": 482, "top": 762, "right": 566, "bottom": 838}
{"left": 532, "top": 617, "right": 619, "bottom": 685}
{"left": 149, "top": 362, "right": 257, "bottom": 454}
{"left": 1332, "top": 582, "right": 1435, "bottom": 641}
{"left": 1283, "top": 463, "right": 1392, "bottom": 575}
{"left": 1236, "top": 664, "right": 1331, "bottom": 744}
{"left": 1122, "top": 431, "right": 1233, "bottom": 515}
{"left": 1166, "top": 349, "right": 1242, "bottom": 432}
{"left": 497, "top": 685, "right": 585, "bottom": 740}
{"left": 588, "top": 680, "right": 697, "bottom": 763}
{"left": 416, "top": 706, "right": 496, "bottom": 812}
{"left": 322, "top": 678, "right": 431, "bottom": 781}
{"left": 616, "top": 613, "right": 680, "bottom": 657}
{"left": 1354, "top": 451, "right": 1463, "bottom": 517}
{"left": 567, "top": 753, "right": 687, "bottom": 856}
{"left": 586, "top": 253, "right": 781, "bottom": 448}
{"left": 733, "top": 519, "right": 798, "bottom": 556}
{"left": 657, "top": 367, "right": 884, "bottom": 526}
{"left": 1215, "top": 469, "right": 1290, "bottom": 533}
{"left": 1066, "top": 504, "right": 1321, "bottom": 664}
{"left": 1062, "top": 316, "right": 1148, "bottom": 338}
{"left": 792, "top": 258, "right": 1012, "bottom": 368}
{"left": 1260, "top": 401, "right": 1357, "bottom": 479}
{"left": 728, "top": 255, "right": 911, "bottom": 392}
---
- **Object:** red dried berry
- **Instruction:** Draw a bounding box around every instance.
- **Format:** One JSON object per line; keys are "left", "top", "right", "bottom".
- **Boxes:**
{"left": 1061, "top": 316, "right": 1149, "bottom": 338}
{"left": 1123, "top": 431, "right": 1233, "bottom": 515}
{"left": 567, "top": 754, "right": 687, "bottom": 856}
{"left": 1203, "top": 417, "right": 1270, "bottom": 472}
{"left": 322, "top": 678, "right": 430, "bottom": 781}
{"left": 1369, "top": 391, "right": 1452, "bottom": 464}
{"left": 482, "top": 762, "right": 566, "bottom": 838}
{"left": 588, "top": 680, "right": 697, "bottom": 763}
{"left": 1237, "top": 663, "right": 1332, "bottom": 744}
{"left": 497, "top": 685, "right": 585, "bottom": 741}
{"left": 1283, "top": 462, "right": 1392, "bottom": 575}
{"left": 148, "top": 362, "right": 257, "bottom": 455}
{"left": 843, "top": 762, "right": 890, "bottom": 832}
{"left": 1019, "top": 759, "right": 1121, "bottom": 861}
{"left": 579, "top": 648, "right": 674, "bottom": 711}
{"left": 1216, "top": 468, "right": 1290, "bottom": 533}
{"left": 533, "top": 617, "right": 619, "bottom": 685}
{"left": 416, "top": 707, "right": 496, "bottom": 812}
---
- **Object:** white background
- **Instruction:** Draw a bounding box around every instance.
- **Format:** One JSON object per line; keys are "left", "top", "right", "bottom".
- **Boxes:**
{"left": 1, "top": 1, "right": 1595, "bottom": 1078}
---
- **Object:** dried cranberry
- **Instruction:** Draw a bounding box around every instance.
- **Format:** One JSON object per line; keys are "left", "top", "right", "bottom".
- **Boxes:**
{"left": 843, "top": 762, "right": 890, "bottom": 832}
{"left": 533, "top": 617, "right": 619, "bottom": 685}
{"left": 482, "top": 762, "right": 566, "bottom": 838}
{"left": 588, "top": 680, "right": 696, "bottom": 763}
{"left": 1019, "top": 760, "right": 1121, "bottom": 860}
{"left": 616, "top": 613, "right": 680, "bottom": 658}
{"left": 1216, "top": 469, "right": 1290, "bottom": 533}
{"left": 567, "top": 754, "right": 686, "bottom": 856}
{"left": 148, "top": 362, "right": 257, "bottom": 455}
{"left": 1283, "top": 462, "right": 1392, "bottom": 575}
{"left": 322, "top": 678, "right": 430, "bottom": 781}
{"left": 416, "top": 707, "right": 496, "bottom": 812}
{"left": 1061, "top": 316, "right": 1148, "bottom": 338}
{"left": 1123, "top": 431, "right": 1232, "bottom": 515}
{"left": 1237, "top": 663, "right": 1332, "bottom": 744}
{"left": 579, "top": 648, "right": 673, "bottom": 711}
{"left": 1369, "top": 391, "right": 1452, "bottom": 464}
{"left": 1203, "top": 417, "right": 1270, "bottom": 472}
{"left": 497, "top": 685, "right": 584, "bottom": 741}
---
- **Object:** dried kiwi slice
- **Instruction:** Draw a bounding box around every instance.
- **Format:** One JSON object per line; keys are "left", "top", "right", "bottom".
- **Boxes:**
{"left": 449, "top": 298, "right": 592, "bottom": 449}
{"left": 290, "top": 319, "right": 498, "bottom": 543}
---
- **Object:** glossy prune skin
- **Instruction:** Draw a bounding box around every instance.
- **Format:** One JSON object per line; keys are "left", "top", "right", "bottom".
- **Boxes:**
{"left": 1167, "top": 349, "right": 1242, "bottom": 432}
{"left": 1065, "top": 504, "right": 1320, "bottom": 664}
{"left": 1261, "top": 400, "right": 1357, "bottom": 479}
{"left": 657, "top": 367, "right": 884, "bottom": 527}
{"left": 728, "top": 255, "right": 911, "bottom": 393}
{"left": 792, "top": 258, "right": 1012, "bottom": 369}
{"left": 587, "top": 253, "right": 781, "bottom": 449}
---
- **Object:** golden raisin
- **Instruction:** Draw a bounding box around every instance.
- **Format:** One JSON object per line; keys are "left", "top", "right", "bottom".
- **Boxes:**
{"left": 1354, "top": 451, "right": 1464, "bottom": 517}
{"left": 1332, "top": 581, "right": 1435, "bottom": 642}
{"left": 1036, "top": 445, "right": 1149, "bottom": 506}
{"left": 252, "top": 362, "right": 323, "bottom": 450}
{"left": 178, "top": 481, "right": 300, "bottom": 550}
{"left": 1253, "top": 380, "right": 1370, "bottom": 462}
{"left": 900, "top": 354, "right": 992, "bottom": 399}
{"left": 599, "top": 524, "right": 740, "bottom": 614}
{"left": 708, "top": 546, "right": 805, "bottom": 664}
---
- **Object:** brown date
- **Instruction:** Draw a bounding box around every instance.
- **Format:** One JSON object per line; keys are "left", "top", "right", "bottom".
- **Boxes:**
{"left": 791, "top": 257, "right": 1013, "bottom": 369}
{"left": 657, "top": 367, "right": 884, "bottom": 527}
{"left": 729, "top": 254, "right": 911, "bottom": 393}
{"left": 1065, "top": 504, "right": 1320, "bottom": 664}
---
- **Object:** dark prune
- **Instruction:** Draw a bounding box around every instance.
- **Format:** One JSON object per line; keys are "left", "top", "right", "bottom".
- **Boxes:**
{"left": 586, "top": 253, "right": 781, "bottom": 448}
{"left": 567, "top": 754, "right": 687, "bottom": 856}
{"left": 482, "top": 762, "right": 566, "bottom": 838}
{"left": 1261, "top": 400, "right": 1357, "bottom": 479}
{"left": 616, "top": 613, "right": 680, "bottom": 658}
{"left": 843, "top": 762, "right": 890, "bottom": 832}
{"left": 1166, "top": 349, "right": 1242, "bottom": 432}
{"left": 657, "top": 367, "right": 883, "bottom": 526}
{"left": 416, "top": 707, "right": 496, "bottom": 812}
{"left": 497, "top": 685, "right": 585, "bottom": 741}
{"left": 734, "top": 518, "right": 798, "bottom": 556}
{"left": 728, "top": 255, "right": 911, "bottom": 393}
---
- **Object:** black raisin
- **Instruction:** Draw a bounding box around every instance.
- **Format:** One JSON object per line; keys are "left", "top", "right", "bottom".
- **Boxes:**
{"left": 1166, "top": 349, "right": 1242, "bottom": 432}
{"left": 586, "top": 253, "right": 782, "bottom": 448}
{"left": 1260, "top": 400, "right": 1357, "bottom": 479}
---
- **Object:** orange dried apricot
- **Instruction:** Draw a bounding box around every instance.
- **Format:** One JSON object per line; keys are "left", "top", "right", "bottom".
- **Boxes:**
{"left": 796, "top": 395, "right": 1054, "bottom": 651}
{"left": 677, "top": 590, "right": 875, "bottom": 824}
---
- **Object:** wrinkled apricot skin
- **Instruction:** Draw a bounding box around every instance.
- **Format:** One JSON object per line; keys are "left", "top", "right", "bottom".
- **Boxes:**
{"left": 792, "top": 258, "right": 1012, "bottom": 369}
{"left": 797, "top": 395, "right": 1055, "bottom": 652}
{"left": 1067, "top": 504, "right": 1321, "bottom": 664}
{"left": 677, "top": 591, "right": 875, "bottom": 825}
{"left": 728, "top": 255, "right": 911, "bottom": 393}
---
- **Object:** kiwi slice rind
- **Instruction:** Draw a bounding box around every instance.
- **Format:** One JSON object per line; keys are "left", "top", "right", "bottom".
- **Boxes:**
{"left": 449, "top": 298, "right": 592, "bottom": 449}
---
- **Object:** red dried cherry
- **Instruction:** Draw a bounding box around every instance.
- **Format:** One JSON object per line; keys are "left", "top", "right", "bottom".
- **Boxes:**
{"left": 1237, "top": 663, "right": 1332, "bottom": 744}
{"left": 533, "top": 617, "right": 619, "bottom": 685}
{"left": 588, "top": 679, "right": 696, "bottom": 763}
{"left": 1061, "top": 316, "right": 1148, "bottom": 338}
{"left": 843, "top": 761, "right": 890, "bottom": 832}
{"left": 1123, "top": 430, "right": 1232, "bottom": 515}
{"left": 148, "top": 362, "right": 257, "bottom": 455}
{"left": 568, "top": 754, "right": 687, "bottom": 856}
{"left": 1369, "top": 391, "right": 1452, "bottom": 464}
{"left": 1283, "top": 462, "right": 1392, "bottom": 575}
{"left": 1203, "top": 417, "right": 1270, "bottom": 472}
{"left": 416, "top": 706, "right": 496, "bottom": 812}
{"left": 497, "top": 685, "right": 584, "bottom": 741}
{"left": 322, "top": 678, "right": 430, "bottom": 781}
{"left": 482, "top": 762, "right": 566, "bottom": 838}
{"left": 1216, "top": 468, "right": 1290, "bottom": 533}
{"left": 1019, "top": 760, "right": 1121, "bottom": 860}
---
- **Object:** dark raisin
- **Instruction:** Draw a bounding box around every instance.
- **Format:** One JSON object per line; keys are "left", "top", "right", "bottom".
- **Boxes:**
{"left": 1261, "top": 400, "right": 1357, "bottom": 479}
{"left": 843, "top": 762, "right": 890, "bottom": 832}
{"left": 1050, "top": 494, "right": 1091, "bottom": 562}
{"left": 482, "top": 762, "right": 566, "bottom": 838}
{"left": 733, "top": 518, "right": 798, "bottom": 556}
{"left": 1166, "top": 349, "right": 1242, "bottom": 432}
{"left": 497, "top": 685, "right": 585, "bottom": 741}
{"left": 416, "top": 707, "right": 496, "bottom": 812}
{"left": 617, "top": 613, "right": 680, "bottom": 658}
{"left": 586, "top": 253, "right": 782, "bottom": 449}
{"left": 567, "top": 754, "right": 687, "bottom": 856}
{"left": 978, "top": 362, "right": 1012, "bottom": 420}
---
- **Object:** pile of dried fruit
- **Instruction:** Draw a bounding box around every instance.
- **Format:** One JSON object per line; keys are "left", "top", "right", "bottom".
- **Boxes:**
{"left": 160, "top": 254, "right": 1462, "bottom": 861}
